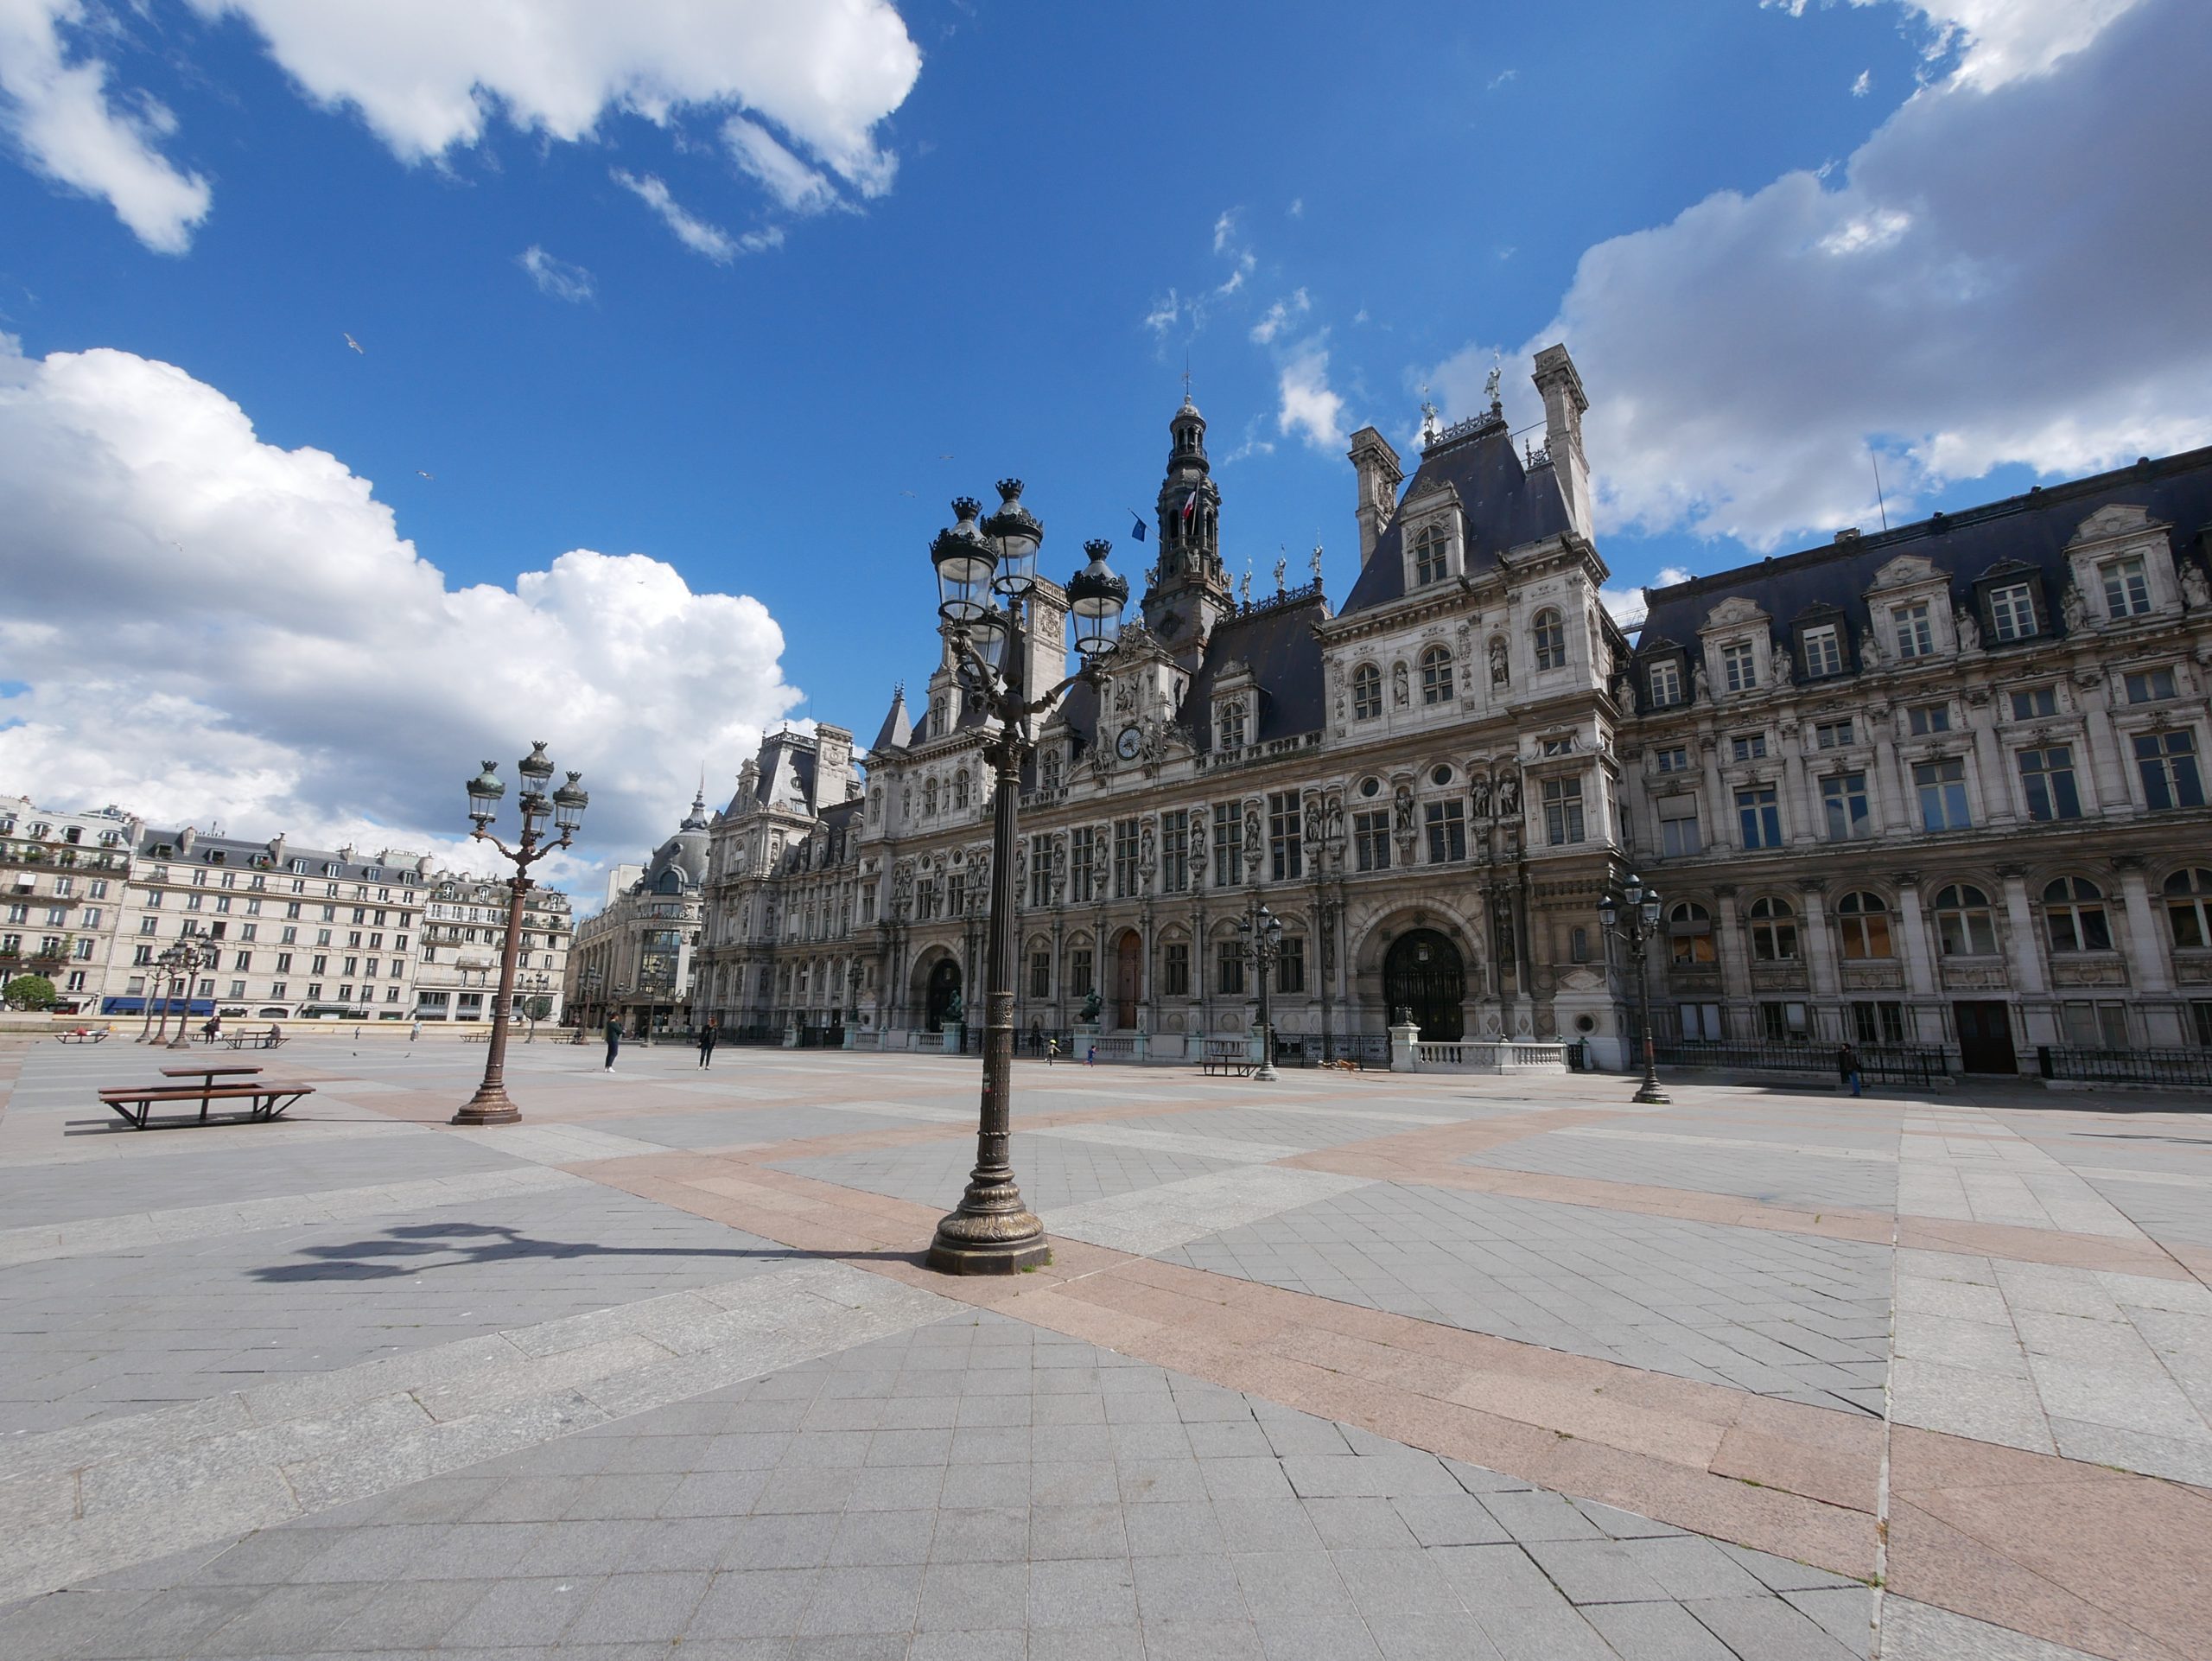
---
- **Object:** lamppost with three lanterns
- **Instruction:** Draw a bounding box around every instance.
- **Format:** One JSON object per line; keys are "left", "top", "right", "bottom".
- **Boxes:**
{"left": 1598, "top": 872, "right": 1670, "bottom": 1105}
{"left": 923, "top": 482, "right": 1128, "bottom": 1274}
{"left": 1238, "top": 899, "right": 1284, "bottom": 1081}
{"left": 452, "top": 743, "right": 588, "bottom": 1126}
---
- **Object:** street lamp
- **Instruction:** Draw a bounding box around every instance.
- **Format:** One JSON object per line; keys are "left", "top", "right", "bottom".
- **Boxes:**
{"left": 166, "top": 936, "right": 219, "bottom": 1049}
{"left": 1598, "top": 872, "right": 1669, "bottom": 1104}
{"left": 1237, "top": 900, "right": 1285, "bottom": 1081}
{"left": 925, "top": 481, "right": 1127, "bottom": 1275}
{"left": 453, "top": 746, "right": 587, "bottom": 1125}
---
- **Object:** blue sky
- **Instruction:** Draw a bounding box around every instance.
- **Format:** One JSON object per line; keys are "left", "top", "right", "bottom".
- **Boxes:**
{"left": 2, "top": 0, "right": 2207, "bottom": 895}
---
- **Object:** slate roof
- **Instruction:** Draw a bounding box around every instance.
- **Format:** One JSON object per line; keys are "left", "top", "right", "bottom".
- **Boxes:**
{"left": 138, "top": 829, "right": 424, "bottom": 882}
{"left": 869, "top": 690, "right": 912, "bottom": 754}
{"left": 1179, "top": 591, "right": 1330, "bottom": 754}
{"left": 1339, "top": 415, "right": 1576, "bottom": 616}
{"left": 1636, "top": 445, "right": 2212, "bottom": 662}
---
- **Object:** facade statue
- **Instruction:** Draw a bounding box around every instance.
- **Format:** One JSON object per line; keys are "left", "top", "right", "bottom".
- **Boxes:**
{"left": 1393, "top": 781, "right": 1415, "bottom": 836}
{"left": 1079, "top": 988, "right": 1103, "bottom": 1023}
{"left": 1496, "top": 769, "right": 1521, "bottom": 817}
{"left": 1490, "top": 636, "right": 1510, "bottom": 686}
{"left": 1955, "top": 605, "right": 1980, "bottom": 651}
{"left": 1469, "top": 772, "right": 1491, "bottom": 818}
{"left": 2061, "top": 582, "right": 2088, "bottom": 632}
{"left": 1393, "top": 661, "right": 1410, "bottom": 706}
{"left": 2183, "top": 562, "right": 2212, "bottom": 610}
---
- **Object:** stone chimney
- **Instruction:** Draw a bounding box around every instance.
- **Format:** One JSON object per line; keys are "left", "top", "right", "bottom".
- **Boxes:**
{"left": 814, "top": 723, "right": 858, "bottom": 806}
{"left": 1020, "top": 576, "right": 1071, "bottom": 706}
{"left": 1531, "top": 344, "right": 1592, "bottom": 542}
{"left": 177, "top": 826, "right": 197, "bottom": 854}
{"left": 267, "top": 833, "right": 286, "bottom": 865}
{"left": 1347, "top": 427, "right": 1402, "bottom": 568}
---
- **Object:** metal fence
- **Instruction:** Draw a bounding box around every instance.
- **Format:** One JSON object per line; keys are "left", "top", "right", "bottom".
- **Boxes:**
{"left": 1656, "top": 1040, "right": 1948, "bottom": 1087}
{"left": 2037, "top": 1047, "right": 2212, "bottom": 1088}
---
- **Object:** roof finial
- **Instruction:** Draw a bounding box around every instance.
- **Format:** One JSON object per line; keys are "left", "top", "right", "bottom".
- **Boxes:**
{"left": 1419, "top": 382, "right": 1439, "bottom": 444}
{"left": 1311, "top": 538, "right": 1325, "bottom": 583}
{"left": 1180, "top": 356, "right": 1193, "bottom": 410}
{"left": 1484, "top": 354, "right": 1503, "bottom": 416}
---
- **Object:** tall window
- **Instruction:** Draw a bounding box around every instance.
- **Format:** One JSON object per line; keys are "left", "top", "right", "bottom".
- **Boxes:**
{"left": 1914, "top": 758, "right": 1971, "bottom": 831}
{"left": 2043, "top": 877, "right": 2112, "bottom": 953}
{"left": 1268, "top": 792, "right": 1303, "bottom": 880}
{"left": 1425, "top": 800, "right": 1466, "bottom": 863}
{"left": 1351, "top": 663, "right": 1382, "bottom": 720}
{"left": 1420, "top": 646, "right": 1454, "bottom": 703}
{"left": 2164, "top": 869, "right": 2212, "bottom": 949}
{"left": 1853, "top": 1001, "right": 1908, "bottom": 1044}
{"left": 1720, "top": 640, "right": 1757, "bottom": 693}
{"left": 953, "top": 771, "right": 970, "bottom": 810}
{"left": 1028, "top": 834, "right": 1053, "bottom": 907}
{"left": 1821, "top": 773, "right": 1871, "bottom": 841}
{"left": 1657, "top": 795, "right": 1700, "bottom": 857}
{"left": 1648, "top": 659, "right": 1682, "bottom": 708}
{"left": 1934, "top": 883, "right": 1998, "bottom": 956}
{"left": 2136, "top": 730, "right": 2205, "bottom": 810}
{"left": 1161, "top": 941, "right": 1190, "bottom": 996}
{"left": 1352, "top": 810, "right": 1391, "bottom": 872}
{"left": 2101, "top": 557, "right": 2152, "bottom": 619}
{"left": 1277, "top": 937, "right": 1306, "bottom": 993}
{"left": 1748, "top": 896, "right": 1798, "bottom": 961}
{"left": 1989, "top": 582, "right": 2037, "bottom": 641}
{"left": 2017, "top": 746, "right": 2082, "bottom": 821}
{"left": 1211, "top": 802, "right": 1244, "bottom": 886}
{"left": 1542, "top": 776, "right": 1585, "bottom": 845}
{"left": 1070, "top": 826, "right": 1096, "bottom": 903}
{"left": 1669, "top": 902, "right": 1714, "bottom": 965}
{"left": 1801, "top": 624, "right": 1842, "bottom": 678}
{"left": 1413, "top": 525, "right": 1448, "bottom": 586}
{"left": 1113, "top": 818, "right": 1141, "bottom": 899}
{"left": 1217, "top": 940, "right": 1245, "bottom": 995}
{"left": 1532, "top": 610, "right": 1566, "bottom": 671}
{"left": 1039, "top": 748, "right": 1063, "bottom": 792}
{"left": 1892, "top": 601, "right": 1935, "bottom": 659}
{"left": 1835, "top": 891, "right": 1892, "bottom": 958}
{"left": 1160, "top": 811, "right": 1190, "bottom": 893}
{"left": 1217, "top": 701, "right": 1247, "bottom": 750}
{"left": 1736, "top": 784, "right": 1782, "bottom": 849}
{"left": 1070, "top": 950, "right": 1093, "bottom": 997}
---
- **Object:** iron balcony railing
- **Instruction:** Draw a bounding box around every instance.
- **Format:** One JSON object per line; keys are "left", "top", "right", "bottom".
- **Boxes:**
{"left": 1656, "top": 1040, "right": 1949, "bottom": 1086}
{"left": 2037, "top": 1047, "right": 2212, "bottom": 1088}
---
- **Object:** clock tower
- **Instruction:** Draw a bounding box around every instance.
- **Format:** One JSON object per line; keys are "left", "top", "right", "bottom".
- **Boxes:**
{"left": 1138, "top": 394, "right": 1231, "bottom": 664}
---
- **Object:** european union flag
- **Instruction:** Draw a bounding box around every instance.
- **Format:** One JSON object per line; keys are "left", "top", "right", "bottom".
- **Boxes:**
{"left": 1128, "top": 512, "right": 1147, "bottom": 542}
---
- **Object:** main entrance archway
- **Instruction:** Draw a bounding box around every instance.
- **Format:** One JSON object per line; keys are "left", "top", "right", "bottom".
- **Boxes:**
{"left": 1382, "top": 930, "right": 1465, "bottom": 1041}
{"left": 925, "top": 957, "right": 963, "bottom": 1028}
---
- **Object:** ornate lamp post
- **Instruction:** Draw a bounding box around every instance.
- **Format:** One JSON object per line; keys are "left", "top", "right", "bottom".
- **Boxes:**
{"left": 166, "top": 937, "right": 219, "bottom": 1049}
{"left": 1238, "top": 900, "right": 1284, "bottom": 1080}
{"left": 453, "top": 744, "right": 588, "bottom": 1126}
{"left": 1599, "top": 873, "right": 1669, "bottom": 1105}
{"left": 925, "top": 484, "right": 1127, "bottom": 1275}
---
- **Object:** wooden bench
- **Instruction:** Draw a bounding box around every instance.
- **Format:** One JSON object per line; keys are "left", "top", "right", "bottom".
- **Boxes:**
{"left": 1200, "top": 1040, "right": 1254, "bottom": 1078}
{"left": 97, "top": 1079, "right": 315, "bottom": 1129}
{"left": 57, "top": 1029, "right": 108, "bottom": 1045}
{"left": 213, "top": 1032, "right": 288, "bottom": 1050}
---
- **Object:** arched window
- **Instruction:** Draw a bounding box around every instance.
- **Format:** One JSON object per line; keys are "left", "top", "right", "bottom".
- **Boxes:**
{"left": 1934, "top": 884, "right": 1998, "bottom": 956}
{"left": 1414, "top": 525, "right": 1448, "bottom": 586}
{"left": 1669, "top": 901, "right": 1715, "bottom": 965}
{"left": 954, "top": 771, "right": 970, "bottom": 810}
{"left": 1748, "top": 896, "right": 1798, "bottom": 961}
{"left": 1420, "top": 646, "right": 1453, "bottom": 705}
{"left": 923, "top": 777, "right": 938, "bottom": 815}
{"left": 1533, "top": 608, "right": 1567, "bottom": 671}
{"left": 1351, "top": 663, "right": 1382, "bottom": 721}
{"left": 1218, "top": 702, "right": 1247, "bottom": 750}
{"left": 1834, "top": 891, "right": 1892, "bottom": 959}
{"left": 2164, "top": 868, "right": 2212, "bottom": 949}
{"left": 2043, "top": 876, "right": 2112, "bottom": 953}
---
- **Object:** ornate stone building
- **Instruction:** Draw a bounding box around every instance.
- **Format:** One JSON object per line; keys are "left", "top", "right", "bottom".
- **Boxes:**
{"left": 1624, "top": 450, "right": 2212, "bottom": 1071}
{"left": 413, "top": 871, "right": 573, "bottom": 1026}
{"left": 565, "top": 792, "right": 709, "bottom": 1035}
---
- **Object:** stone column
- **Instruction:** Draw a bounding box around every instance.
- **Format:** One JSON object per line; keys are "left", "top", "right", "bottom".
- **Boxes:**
{"left": 1869, "top": 703, "right": 1911, "bottom": 835}
{"left": 1713, "top": 885, "right": 1751, "bottom": 1034}
{"left": 1894, "top": 872, "right": 1938, "bottom": 1001}
{"left": 1699, "top": 737, "right": 1731, "bottom": 851}
{"left": 1967, "top": 690, "right": 2016, "bottom": 828}
{"left": 1998, "top": 867, "right": 2048, "bottom": 996}
{"left": 2114, "top": 856, "right": 2171, "bottom": 994}
{"left": 2074, "top": 671, "right": 2133, "bottom": 818}
{"left": 1782, "top": 721, "right": 1816, "bottom": 846}
{"left": 1801, "top": 880, "right": 1838, "bottom": 1000}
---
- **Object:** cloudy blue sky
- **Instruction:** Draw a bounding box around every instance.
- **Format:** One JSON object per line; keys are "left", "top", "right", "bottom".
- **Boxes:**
{"left": 2, "top": 0, "right": 2207, "bottom": 897}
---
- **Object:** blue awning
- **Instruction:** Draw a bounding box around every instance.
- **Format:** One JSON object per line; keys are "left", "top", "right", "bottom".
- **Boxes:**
{"left": 100, "top": 997, "right": 215, "bottom": 1015}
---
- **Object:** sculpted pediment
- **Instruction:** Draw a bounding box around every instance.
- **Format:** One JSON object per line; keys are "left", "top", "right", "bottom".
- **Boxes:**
{"left": 1700, "top": 595, "right": 1768, "bottom": 630}
{"left": 2067, "top": 503, "right": 2158, "bottom": 547}
{"left": 1868, "top": 554, "right": 1944, "bottom": 592}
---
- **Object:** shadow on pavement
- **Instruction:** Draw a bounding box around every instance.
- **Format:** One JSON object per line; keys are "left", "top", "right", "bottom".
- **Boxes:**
{"left": 251, "top": 1220, "right": 924, "bottom": 1281}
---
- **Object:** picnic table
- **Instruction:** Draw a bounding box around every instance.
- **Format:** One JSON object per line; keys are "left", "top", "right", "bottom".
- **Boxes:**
{"left": 1200, "top": 1039, "right": 1255, "bottom": 1078}
{"left": 97, "top": 1063, "right": 315, "bottom": 1130}
{"left": 210, "top": 1031, "right": 288, "bottom": 1050}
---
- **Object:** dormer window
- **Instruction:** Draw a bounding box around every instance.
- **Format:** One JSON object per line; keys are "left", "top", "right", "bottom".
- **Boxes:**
{"left": 1040, "top": 748, "right": 1063, "bottom": 792}
{"left": 1413, "top": 525, "right": 1448, "bottom": 587}
{"left": 1720, "top": 640, "right": 1758, "bottom": 693}
{"left": 1218, "top": 701, "right": 1247, "bottom": 750}
{"left": 1988, "top": 582, "right": 2037, "bottom": 641}
{"left": 1801, "top": 624, "right": 1842, "bottom": 679}
{"left": 1891, "top": 601, "right": 1934, "bottom": 659}
{"left": 2101, "top": 557, "right": 2152, "bottom": 619}
{"left": 1532, "top": 609, "right": 1566, "bottom": 671}
{"left": 1647, "top": 659, "right": 1682, "bottom": 708}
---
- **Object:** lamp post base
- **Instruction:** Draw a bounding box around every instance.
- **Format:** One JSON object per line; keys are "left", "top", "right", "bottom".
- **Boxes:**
{"left": 925, "top": 1197, "right": 1051, "bottom": 1276}
{"left": 1633, "top": 1071, "right": 1670, "bottom": 1105}
{"left": 452, "top": 1087, "right": 522, "bottom": 1127}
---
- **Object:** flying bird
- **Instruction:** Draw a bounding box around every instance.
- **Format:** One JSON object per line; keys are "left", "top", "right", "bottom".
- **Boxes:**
{"left": 899, "top": 489, "right": 916, "bottom": 497}
{"left": 343, "top": 333, "right": 364, "bottom": 353}
{"left": 938, "top": 453, "right": 955, "bottom": 460}
{"left": 416, "top": 470, "right": 435, "bottom": 480}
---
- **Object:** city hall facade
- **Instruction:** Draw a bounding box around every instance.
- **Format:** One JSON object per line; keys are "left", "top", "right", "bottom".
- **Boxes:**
{"left": 683, "top": 347, "right": 2212, "bottom": 1074}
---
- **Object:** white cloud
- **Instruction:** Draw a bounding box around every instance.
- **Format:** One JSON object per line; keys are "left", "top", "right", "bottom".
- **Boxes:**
{"left": 0, "top": 334, "right": 799, "bottom": 884}
{"left": 1287, "top": 197, "right": 1303, "bottom": 218}
{"left": 1214, "top": 251, "right": 1254, "bottom": 297}
{"left": 613, "top": 169, "right": 781, "bottom": 262}
{"left": 1850, "top": 68, "right": 1872, "bottom": 95}
{"left": 1276, "top": 340, "right": 1346, "bottom": 452}
{"left": 1249, "top": 288, "right": 1310, "bottom": 345}
{"left": 518, "top": 245, "right": 594, "bottom": 302}
{"left": 1211, "top": 209, "right": 1237, "bottom": 253}
{"left": 0, "top": 0, "right": 212, "bottom": 251}
{"left": 1141, "top": 287, "right": 1184, "bottom": 338}
{"left": 1655, "top": 564, "right": 1694, "bottom": 587}
{"left": 1462, "top": 0, "right": 2210, "bottom": 550}
{"left": 721, "top": 113, "right": 837, "bottom": 214}
{"left": 1486, "top": 68, "right": 1517, "bottom": 90}
{"left": 1599, "top": 587, "right": 1647, "bottom": 628}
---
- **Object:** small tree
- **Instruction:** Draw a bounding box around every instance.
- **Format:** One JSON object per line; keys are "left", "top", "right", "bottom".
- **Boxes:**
{"left": 3, "top": 973, "right": 58, "bottom": 1010}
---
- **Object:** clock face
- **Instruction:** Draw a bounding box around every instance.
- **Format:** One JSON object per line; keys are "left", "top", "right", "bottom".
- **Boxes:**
{"left": 1116, "top": 725, "right": 1143, "bottom": 760}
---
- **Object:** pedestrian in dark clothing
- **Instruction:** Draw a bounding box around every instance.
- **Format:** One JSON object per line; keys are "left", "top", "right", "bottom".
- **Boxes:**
{"left": 1839, "top": 1043, "right": 1862, "bottom": 1097}
{"left": 604, "top": 1015, "right": 622, "bottom": 1072}
{"left": 698, "top": 1021, "right": 718, "bottom": 1069}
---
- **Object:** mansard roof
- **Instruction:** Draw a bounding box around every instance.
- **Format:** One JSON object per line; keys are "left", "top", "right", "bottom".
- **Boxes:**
{"left": 1340, "top": 416, "right": 1576, "bottom": 616}
{"left": 1636, "top": 444, "right": 2212, "bottom": 659}
{"left": 869, "top": 688, "right": 912, "bottom": 754}
{"left": 1182, "top": 588, "right": 1329, "bottom": 752}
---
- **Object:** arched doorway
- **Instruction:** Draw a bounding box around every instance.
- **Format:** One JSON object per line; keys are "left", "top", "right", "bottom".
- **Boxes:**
{"left": 1382, "top": 930, "right": 1465, "bottom": 1041}
{"left": 1113, "top": 930, "right": 1141, "bottom": 1030}
{"left": 925, "top": 958, "right": 963, "bottom": 1028}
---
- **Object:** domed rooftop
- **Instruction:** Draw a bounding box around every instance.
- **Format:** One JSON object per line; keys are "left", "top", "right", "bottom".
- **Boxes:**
{"left": 636, "top": 790, "right": 710, "bottom": 895}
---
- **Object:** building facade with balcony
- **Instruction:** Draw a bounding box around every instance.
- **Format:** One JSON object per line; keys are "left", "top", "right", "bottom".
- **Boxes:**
{"left": 1623, "top": 449, "right": 2212, "bottom": 1073}
{"left": 413, "top": 871, "right": 573, "bottom": 1025}
{"left": 102, "top": 826, "right": 429, "bottom": 1021}
{"left": 0, "top": 795, "right": 136, "bottom": 1013}
{"left": 564, "top": 795, "right": 709, "bottom": 1036}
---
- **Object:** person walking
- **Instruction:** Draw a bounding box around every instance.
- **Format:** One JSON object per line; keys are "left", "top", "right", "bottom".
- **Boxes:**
{"left": 697, "top": 1020, "right": 718, "bottom": 1070}
{"left": 1839, "top": 1042, "right": 1862, "bottom": 1098}
{"left": 603, "top": 1014, "right": 622, "bottom": 1072}
{"left": 410, "top": 1018, "right": 422, "bottom": 1043}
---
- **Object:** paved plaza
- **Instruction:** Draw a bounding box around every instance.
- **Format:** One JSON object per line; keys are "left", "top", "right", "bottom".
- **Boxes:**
{"left": 0, "top": 1040, "right": 2209, "bottom": 1659}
